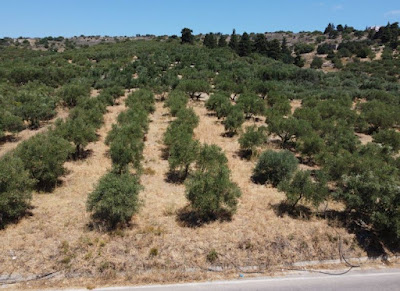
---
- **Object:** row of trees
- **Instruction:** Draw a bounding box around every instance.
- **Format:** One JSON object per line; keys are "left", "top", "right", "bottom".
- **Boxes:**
{"left": 86, "top": 89, "right": 155, "bottom": 229}
{"left": 164, "top": 91, "right": 241, "bottom": 220}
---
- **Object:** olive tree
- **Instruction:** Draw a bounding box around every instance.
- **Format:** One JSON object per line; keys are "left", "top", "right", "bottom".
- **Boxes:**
{"left": 0, "top": 154, "right": 34, "bottom": 228}
{"left": 87, "top": 171, "right": 142, "bottom": 229}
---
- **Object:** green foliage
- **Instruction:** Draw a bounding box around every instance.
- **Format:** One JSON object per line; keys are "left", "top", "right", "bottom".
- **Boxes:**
{"left": 239, "top": 125, "right": 267, "bottom": 156}
{"left": 360, "top": 100, "right": 399, "bottom": 133}
{"left": 15, "top": 133, "right": 73, "bottom": 191}
{"left": 310, "top": 57, "right": 323, "bottom": 69}
{"left": 186, "top": 148, "right": 241, "bottom": 220}
{"left": 14, "top": 84, "right": 56, "bottom": 128}
{"left": 238, "top": 32, "right": 252, "bottom": 57}
{"left": 126, "top": 89, "right": 155, "bottom": 114}
{"left": 203, "top": 33, "right": 217, "bottom": 49}
{"left": 237, "top": 93, "right": 266, "bottom": 118}
{"left": 294, "top": 43, "right": 314, "bottom": 54}
{"left": 224, "top": 105, "right": 244, "bottom": 134}
{"left": 168, "top": 132, "right": 200, "bottom": 178}
{"left": 253, "top": 150, "right": 298, "bottom": 186}
{"left": 87, "top": 171, "right": 142, "bottom": 229}
{"left": 177, "top": 79, "right": 210, "bottom": 99}
{"left": 164, "top": 90, "right": 188, "bottom": 117}
{"left": 54, "top": 113, "right": 97, "bottom": 158}
{"left": 373, "top": 129, "right": 400, "bottom": 152}
{"left": 0, "top": 154, "right": 34, "bottom": 228}
{"left": 181, "top": 28, "right": 194, "bottom": 44}
{"left": 278, "top": 170, "right": 326, "bottom": 209}
{"left": 108, "top": 123, "right": 145, "bottom": 173}
{"left": 267, "top": 115, "right": 309, "bottom": 147}
{"left": 59, "top": 82, "right": 90, "bottom": 107}
{"left": 196, "top": 144, "right": 228, "bottom": 173}
{"left": 205, "top": 93, "right": 231, "bottom": 118}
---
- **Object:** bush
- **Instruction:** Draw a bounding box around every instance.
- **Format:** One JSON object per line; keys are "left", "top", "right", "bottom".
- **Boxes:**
{"left": 164, "top": 90, "right": 188, "bottom": 116}
{"left": 177, "top": 79, "right": 210, "bottom": 100}
{"left": 205, "top": 93, "right": 231, "bottom": 119}
{"left": 168, "top": 131, "right": 200, "bottom": 179}
{"left": 224, "top": 105, "right": 244, "bottom": 134}
{"left": 126, "top": 89, "right": 155, "bottom": 114}
{"left": 0, "top": 155, "right": 34, "bottom": 228}
{"left": 108, "top": 123, "right": 145, "bottom": 173}
{"left": 186, "top": 161, "right": 241, "bottom": 220}
{"left": 15, "top": 133, "right": 73, "bottom": 191}
{"left": 239, "top": 125, "right": 267, "bottom": 156}
{"left": 294, "top": 43, "right": 314, "bottom": 54}
{"left": 237, "top": 93, "right": 266, "bottom": 118}
{"left": 310, "top": 57, "right": 323, "bottom": 69}
{"left": 253, "top": 150, "right": 298, "bottom": 186}
{"left": 87, "top": 171, "right": 142, "bottom": 229}
{"left": 15, "top": 88, "right": 56, "bottom": 128}
{"left": 278, "top": 170, "right": 326, "bottom": 209}
{"left": 373, "top": 129, "right": 400, "bottom": 152}
{"left": 196, "top": 144, "right": 228, "bottom": 173}
{"left": 59, "top": 83, "right": 90, "bottom": 107}
{"left": 54, "top": 114, "right": 97, "bottom": 158}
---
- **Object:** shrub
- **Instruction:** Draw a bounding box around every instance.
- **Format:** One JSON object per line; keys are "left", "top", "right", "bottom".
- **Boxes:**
{"left": 278, "top": 170, "right": 326, "bottom": 209}
{"left": 239, "top": 125, "right": 267, "bottom": 156}
{"left": 0, "top": 155, "right": 34, "bottom": 228}
{"left": 224, "top": 105, "right": 244, "bottom": 134}
{"left": 164, "top": 90, "right": 187, "bottom": 116}
{"left": 59, "top": 83, "right": 90, "bottom": 107}
{"left": 237, "top": 93, "right": 266, "bottom": 118}
{"left": 108, "top": 123, "right": 145, "bottom": 173}
{"left": 253, "top": 150, "right": 298, "bottom": 186}
{"left": 205, "top": 93, "right": 231, "bottom": 119}
{"left": 54, "top": 115, "right": 97, "bottom": 158}
{"left": 15, "top": 133, "right": 73, "bottom": 191}
{"left": 87, "top": 171, "right": 142, "bottom": 229}
{"left": 373, "top": 129, "right": 400, "bottom": 152}
{"left": 168, "top": 131, "right": 200, "bottom": 179}
{"left": 15, "top": 88, "right": 56, "bottom": 128}
{"left": 310, "top": 57, "right": 323, "bottom": 69}
{"left": 126, "top": 89, "right": 155, "bottom": 114}
{"left": 196, "top": 144, "right": 228, "bottom": 173}
{"left": 185, "top": 163, "right": 241, "bottom": 220}
{"left": 177, "top": 79, "right": 210, "bottom": 100}
{"left": 294, "top": 43, "right": 314, "bottom": 54}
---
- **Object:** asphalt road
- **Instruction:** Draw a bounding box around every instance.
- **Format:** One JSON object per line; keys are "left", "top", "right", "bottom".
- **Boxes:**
{"left": 68, "top": 268, "right": 400, "bottom": 291}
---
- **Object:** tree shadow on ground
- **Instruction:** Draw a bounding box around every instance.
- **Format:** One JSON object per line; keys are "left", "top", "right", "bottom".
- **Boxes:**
{"left": 160, "top": 147, "right": 169, "bottom": 160}
{"left": 0, "top": 134, "right": 19, "bottom": 145}
{"left": 318, "top": 210, "right": 399, "bottom": 258}
{"left": 271, "top": 202, "right": 312, "bottom": 220}
{"left": 165, "top": 170, "right": 187, "bottom": 184}
{"left": 176, "top": 205, "right": 232, "bottom": 228}
{"left": 221, "top": 131, "right": 236, "bottom": 138}
{"left": 70, "top": 149, "right": 94, "bottom": 161}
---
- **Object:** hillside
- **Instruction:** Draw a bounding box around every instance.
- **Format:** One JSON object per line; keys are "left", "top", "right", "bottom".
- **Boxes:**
{"left": 1, "top": 24, "right": 400, "bottom": 289}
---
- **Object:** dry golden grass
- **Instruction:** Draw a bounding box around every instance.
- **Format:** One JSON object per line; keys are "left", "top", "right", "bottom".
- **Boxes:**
{"left": 0, "top": 97, "right": 378, "bottom": 289}
{"left": 0, "top": 107, "right": 69, "bottom": 158}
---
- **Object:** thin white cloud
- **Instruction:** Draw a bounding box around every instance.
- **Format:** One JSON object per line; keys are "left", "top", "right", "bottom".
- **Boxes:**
{"left": 332, "top": 4, "right": 344, "bottom": 11}
{"left": 385, "top": 10, "right": 400, "bottom": 17}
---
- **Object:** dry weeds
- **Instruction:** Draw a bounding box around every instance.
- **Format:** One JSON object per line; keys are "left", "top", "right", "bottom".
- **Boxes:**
{"left": 0, "top": 97, "right": 375, "bottom": 289}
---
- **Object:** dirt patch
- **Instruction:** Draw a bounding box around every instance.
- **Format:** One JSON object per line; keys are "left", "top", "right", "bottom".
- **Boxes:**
{"left": 0, "top": 98, "right": 368, "bottom": 289}
{"left": 355, "top": 132, "right": 373, "bottom": 145}
{"left": 290, "top": 99, "right": 302, "bottom": 114}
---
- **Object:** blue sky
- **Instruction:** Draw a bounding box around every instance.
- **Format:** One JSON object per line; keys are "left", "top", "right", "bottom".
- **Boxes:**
{"left": 1, "top": 0, "right": 399, "bottom": 37}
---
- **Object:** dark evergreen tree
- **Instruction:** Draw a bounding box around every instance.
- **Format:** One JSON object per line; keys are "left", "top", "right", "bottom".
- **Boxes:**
{"left": 218, "top": 35, "right": 227, "bottom": 47}
{"left": 181, "top": 28, "right": 194, "bottom": 44}
{"left": 229, "top": 29, "right": 238, "bottom": 52}
{"left": 238, "top": 32, "right": 252, "bottom": 57}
